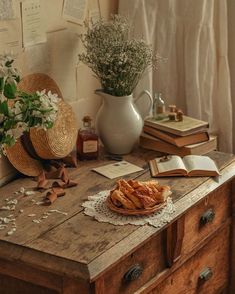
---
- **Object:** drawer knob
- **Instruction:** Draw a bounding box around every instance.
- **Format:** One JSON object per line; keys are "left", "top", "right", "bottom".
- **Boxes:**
{"left": 199, "top": 267, "right": 213, "bottom": 281}
{"left": 123, "top": 264, "right": 143, "bottom": 282}
{"left": 200, "top": 209, "right": 215, "bottom": 225}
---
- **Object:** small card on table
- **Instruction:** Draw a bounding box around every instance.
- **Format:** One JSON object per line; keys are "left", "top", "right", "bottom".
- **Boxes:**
{"left": 92, "top": 161, "right": 144, "bottom": 179}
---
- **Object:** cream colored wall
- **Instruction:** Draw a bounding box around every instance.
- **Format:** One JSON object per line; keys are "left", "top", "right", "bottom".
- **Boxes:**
{"left": 0, "top": 0, "right": 118, "bottom": 181}
{"left": 18, "top": 0, "right": 118, "bottom": 126}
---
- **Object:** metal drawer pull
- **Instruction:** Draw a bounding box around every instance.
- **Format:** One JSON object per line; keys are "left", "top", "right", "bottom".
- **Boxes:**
{"left": 123, "top": 264, "right": 143, "bottom": 282}
{"left": 200, "top": 209, "right": 215, "bottom": 225}
{"left": 199, "top": 267, "right": 213, "bottom": 281}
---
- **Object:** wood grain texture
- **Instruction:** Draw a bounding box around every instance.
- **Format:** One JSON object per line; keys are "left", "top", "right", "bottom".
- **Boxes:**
{"left": 0, "top": 151, "right": 149, "bottom": 245}
{"left": 182, "top": 182, "right": 231, "bottom": 256}
{"left": 149, "top": 225, "right": 230, "bottom": 294}
{"left": 0, "top": 150, "right": 234, "bottom": 293}
{"left": 135, "top": 220, "right": 231, "bottom": 294}
{"left": 101, "top": 232, "right": 166, "bottom": 294}
{"left": 166, "top": 216, "right": 185, "bottom": 267}
{"left": 0, "top": 273, "right": 58, "bottom": 294}
{"left": 0, "top": 258, "right": 62, "bottom": 292}
{"left": 90, "top": 277, "right": 105, "bottom": 294}
{"left": 88, "top": 161, "right": 235, "bottom": 281}
{"left": 229, "top": 179, "right": 235, "bottom": 293}
{"left": 62, "top": 277, "right": 90, "bottom": 294}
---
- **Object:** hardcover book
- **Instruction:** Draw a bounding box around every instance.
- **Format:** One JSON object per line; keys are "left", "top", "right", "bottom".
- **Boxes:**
{"left": 149, "top": 155, "right": 220, "bottom": 177}
{"left": 143, "top": 125, "right": 209, "bottom": 147}
{"left": 144, "top": 116, "right": 209, "bottom": 136}
{"left": 139, "top": 133, "right": 217, "bottom": 157}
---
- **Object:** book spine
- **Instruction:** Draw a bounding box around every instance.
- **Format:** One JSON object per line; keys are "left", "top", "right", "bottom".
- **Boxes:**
{"left": 139, "top": 136, "right": 189, "bottom": 157}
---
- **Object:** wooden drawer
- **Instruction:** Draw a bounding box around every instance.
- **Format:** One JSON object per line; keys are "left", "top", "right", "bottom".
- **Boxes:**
{"left": 182, "top": 182, "right": 231, "bottom": 256}
{"left": 102, "top": 232, "right": 166, "bottom": 294}
{"left": 150, "top": 224, "right": 230, "bottom": 294}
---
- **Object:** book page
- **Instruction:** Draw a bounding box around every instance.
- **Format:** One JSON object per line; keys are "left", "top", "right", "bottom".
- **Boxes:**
{"left": 183, "top": 155, "right": 219, "bottom": 173}
{"left": 156, "top": 155, "right": 186, "bottom": 174}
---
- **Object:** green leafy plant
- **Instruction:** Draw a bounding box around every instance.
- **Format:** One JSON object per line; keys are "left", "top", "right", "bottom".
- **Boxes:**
{"left": 78, "top": 15, "right": 160, "bottom": 97}
{"left": 0, "top": 54, "right": 59, "bottom": 155}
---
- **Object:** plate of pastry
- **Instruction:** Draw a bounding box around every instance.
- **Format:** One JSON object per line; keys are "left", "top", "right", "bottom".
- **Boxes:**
{"left": 106, "top": 179, "right": 172, "bottom": 216}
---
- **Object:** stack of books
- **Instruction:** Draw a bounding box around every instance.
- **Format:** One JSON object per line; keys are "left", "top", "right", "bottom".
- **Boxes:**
{"left": 140, "top": 115, "right": 217, "bottom": 156}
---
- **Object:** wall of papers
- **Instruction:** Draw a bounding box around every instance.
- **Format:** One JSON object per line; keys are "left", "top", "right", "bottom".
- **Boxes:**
{"left": 0, "top": 0, "right": 118, "bottom": 181}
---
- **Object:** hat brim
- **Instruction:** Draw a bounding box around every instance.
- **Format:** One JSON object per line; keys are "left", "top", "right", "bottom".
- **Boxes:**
{"left": 6, "top": 73, "right": 63, "bottom": 176}
{"left": 6, "top": 138, "right": 43, "bottom": 177}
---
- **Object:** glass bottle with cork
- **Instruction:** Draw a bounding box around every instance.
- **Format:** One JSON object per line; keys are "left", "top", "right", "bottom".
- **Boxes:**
{"left": 153, "top": 93, "right": 166, "bottom": 120}
{"left": 77, "top": 116, "right": 99, "bottom": 160}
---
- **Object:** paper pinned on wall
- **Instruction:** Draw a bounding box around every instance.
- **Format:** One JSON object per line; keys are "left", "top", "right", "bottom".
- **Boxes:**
{"left": 25, "top": 42, "right": 50, "bottom": 73}
{"left": 0, "top": 0, "right": 15, "bottom": 20}
{"left": 62, "top": 0, "right": 87, "bottom": 25}
{"left": 89, "top": 9, "right": 101, "bottom": 23}
{"left": 21, "top": 0, "right": 47, "bottom": 47}
{"left": 0, "top": 19, "right": 22, "bottom": 54}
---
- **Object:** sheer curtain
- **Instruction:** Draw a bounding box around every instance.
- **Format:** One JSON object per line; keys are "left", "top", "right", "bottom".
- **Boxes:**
{"left": 119, "top": 0, "right": 233, "bottom": 153}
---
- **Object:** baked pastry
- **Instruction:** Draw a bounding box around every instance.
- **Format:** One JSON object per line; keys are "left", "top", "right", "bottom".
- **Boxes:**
{"left": 109, "top": 179, "right": 172, "bottom": 211}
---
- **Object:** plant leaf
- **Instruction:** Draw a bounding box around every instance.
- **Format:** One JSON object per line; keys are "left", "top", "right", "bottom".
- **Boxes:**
{"left": 4, "top": 83, "right": 17, "bottom": 99}
{"left": 0, "top": 101, "right": 9, "bottom": 115}
{"left": 0, "top": 78, "right": 4, "bottom": 92}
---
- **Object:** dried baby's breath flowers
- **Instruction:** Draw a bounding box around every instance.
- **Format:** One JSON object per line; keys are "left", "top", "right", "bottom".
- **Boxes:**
{"left": 78, "top": 15, "right": 161, "bottom": 97}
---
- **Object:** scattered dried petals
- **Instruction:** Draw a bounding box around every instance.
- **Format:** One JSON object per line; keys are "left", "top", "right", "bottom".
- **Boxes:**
{"left": 45, "top": 191, "right": 58, "bottom": 204}
{"left": 25, "top": 191, "right": 36, "bottom": 196}
{"left": 20, "top": 187, "right": 25, "bottom": 194}
{"left": 6, "top": 228, "right": 16, "bottom": 236}
{"left": 32, "top": 219, "right": 41, "bottom": 224}
{"left": 36, "top": 201, "right": 45, "bottom": 205}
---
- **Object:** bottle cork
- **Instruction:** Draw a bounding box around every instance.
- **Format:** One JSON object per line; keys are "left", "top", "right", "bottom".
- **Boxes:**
{"left": 169, "top": 104, "right": 177, "bottom": 112}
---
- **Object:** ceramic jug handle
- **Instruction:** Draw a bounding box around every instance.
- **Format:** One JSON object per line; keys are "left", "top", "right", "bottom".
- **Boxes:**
{"left": 134, "top": 90, "right": 153, "bottom": 115}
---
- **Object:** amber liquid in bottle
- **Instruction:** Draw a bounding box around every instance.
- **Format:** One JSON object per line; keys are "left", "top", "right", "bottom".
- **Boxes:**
{"left": 77, "top": 116, "right": 99, "bottom": 160}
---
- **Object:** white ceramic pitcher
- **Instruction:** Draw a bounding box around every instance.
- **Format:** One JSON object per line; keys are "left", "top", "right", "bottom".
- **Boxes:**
{"left": 95, "top": 90, "right": 153, "bottom": 154}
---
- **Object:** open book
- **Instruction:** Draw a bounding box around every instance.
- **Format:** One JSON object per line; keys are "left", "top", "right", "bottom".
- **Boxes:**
{"left": 149, "top": 155, "right": 220, "bottom": 177}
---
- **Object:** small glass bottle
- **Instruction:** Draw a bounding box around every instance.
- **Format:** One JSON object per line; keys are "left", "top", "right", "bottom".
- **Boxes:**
{"left": 153, "top": 93, "right": 166, "bottom": 120}
{"left": 77, "top": 116, "right": 99, "bottom": 160}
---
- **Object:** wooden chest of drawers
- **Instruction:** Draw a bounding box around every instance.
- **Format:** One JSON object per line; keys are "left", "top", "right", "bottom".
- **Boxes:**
{"left": 0, "top": 150, "right": 234, "bottom": 294}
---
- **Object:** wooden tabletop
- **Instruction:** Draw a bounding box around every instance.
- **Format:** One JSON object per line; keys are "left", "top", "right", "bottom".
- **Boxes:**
{"left": 0, "top": 148, "right": 235, "bottom": 282}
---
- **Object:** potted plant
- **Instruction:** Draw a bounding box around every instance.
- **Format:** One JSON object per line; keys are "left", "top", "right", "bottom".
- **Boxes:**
{"left": 78, "top": 15, "right": 160, "bottom": 154}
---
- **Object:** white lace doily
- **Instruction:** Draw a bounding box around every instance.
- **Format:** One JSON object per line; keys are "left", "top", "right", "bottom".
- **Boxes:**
{"left": 82, "top": 190, "right": 176, "bottom": 228}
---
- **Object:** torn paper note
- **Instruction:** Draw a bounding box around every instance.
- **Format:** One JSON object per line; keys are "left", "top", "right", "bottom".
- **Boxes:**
{"left": 62, "top": 0, "right": 87, "bottom": 25}
{"left": 89, "top": 9, "right": 101, "bottom": 23}
{"left": 0, "top": 19, "right": 22, "bottom": 54}
{"left": 92, "top": 161, "right": 144, "bottom": 179}
{"left": 21, "top": 0, "right": 46, "bottom": 47}
{"left": 24, "top": 42, "right": 50, "bottom": 73}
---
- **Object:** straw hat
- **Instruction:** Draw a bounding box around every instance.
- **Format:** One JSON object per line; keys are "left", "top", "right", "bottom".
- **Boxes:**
{"left": 6, "top": 138, "right": 43, "bottom": 177}
{"left": 30, "top": 100, "right": 78, "bottom": 159}
{"left": 6, "top": 73, "right": 77, "bottom": 176}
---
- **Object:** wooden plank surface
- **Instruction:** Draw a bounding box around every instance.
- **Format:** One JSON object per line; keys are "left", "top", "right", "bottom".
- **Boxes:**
{"left": 0, "top": 150, "right": 234, "bottom": 282}
{"left": 0, "top": 151, "right": 149, "bottom": 245}
{"left": 230, "top": 179, "right": 235, "bottom": 293}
